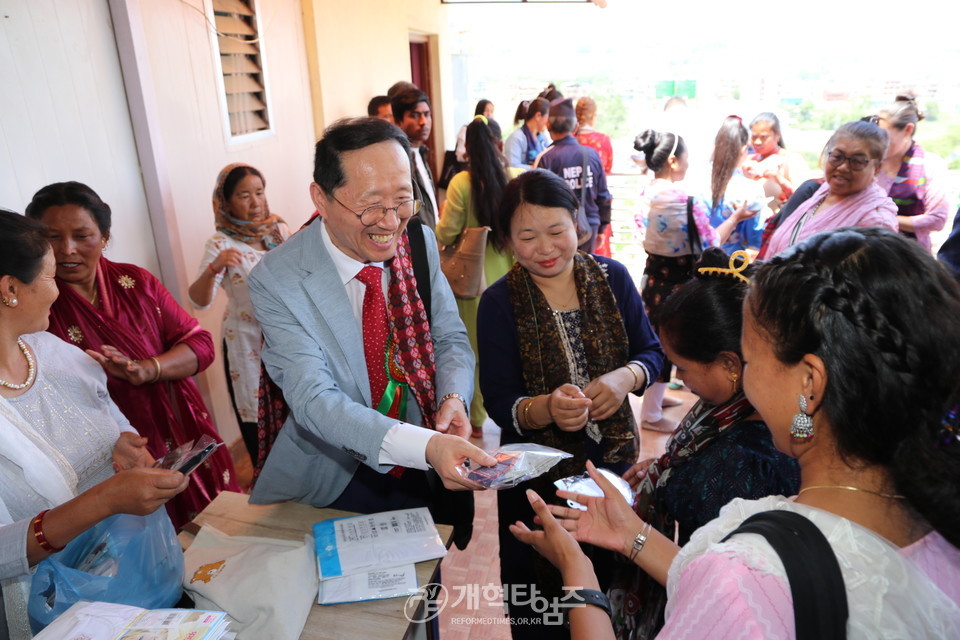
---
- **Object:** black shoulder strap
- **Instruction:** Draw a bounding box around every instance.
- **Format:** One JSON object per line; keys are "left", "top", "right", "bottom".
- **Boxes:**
{"left": 721, "top": 510, "right": 848, "bottom": 640}
{"left": 406, "top": 219, "right": 432, "bottom": 325}
{"left": 685, "top": 196, "right": 702, "bottom": 256}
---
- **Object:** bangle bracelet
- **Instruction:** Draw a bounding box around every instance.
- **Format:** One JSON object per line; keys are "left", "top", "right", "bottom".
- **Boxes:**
{"left": 32, "top": 510, "right": 64, "bottom": 553}
{"left": 623, "top": 364, "right": 639, "bottom": 391}
{"left": 149, "top": 356, "right": 162, "bottom": 383}
{"left": 629, "top": 522, "right": 652, "bottom": 561}
{"left": 207, "top": 262, "right": 222, "bottom": 275}
{"left": 522, "top": 397, "right": 544, "bottom": 430}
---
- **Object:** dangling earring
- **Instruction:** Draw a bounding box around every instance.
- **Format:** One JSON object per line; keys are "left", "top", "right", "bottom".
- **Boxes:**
{"left": 790, "top": 394, "right": 814, "bottom": 439}
{"left": 730, "top": 372, "right": 740, "bottom": 394}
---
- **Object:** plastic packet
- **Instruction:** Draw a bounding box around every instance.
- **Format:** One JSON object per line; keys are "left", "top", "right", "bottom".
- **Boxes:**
{"left": 554, "top": 468, "right": 633, "bottom": 511}
{"left": 154, "top": 435, "right": 221, "bottom": 475}
{"left": 459, "top": 443, "right": 572, "bottom": 490}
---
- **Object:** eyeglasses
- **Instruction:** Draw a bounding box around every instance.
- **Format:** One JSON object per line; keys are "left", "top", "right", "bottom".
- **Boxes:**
{"left": 330, "top": 193, "right": 422, "bottom": 227}
{"left": 826, "top": 150, "right": 873, "bottom": 172}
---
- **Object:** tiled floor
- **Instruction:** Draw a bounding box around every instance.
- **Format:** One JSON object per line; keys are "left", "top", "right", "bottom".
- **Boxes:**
{"left": 438, "top": 387, "right": 696, "bottom": 640}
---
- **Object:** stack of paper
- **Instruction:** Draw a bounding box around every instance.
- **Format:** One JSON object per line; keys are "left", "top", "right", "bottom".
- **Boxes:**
{"left": 35, "top": 601, "right": 233, "bottom": 640}
{"left": 312, "top": 507, "right": 447, "bottom": 604}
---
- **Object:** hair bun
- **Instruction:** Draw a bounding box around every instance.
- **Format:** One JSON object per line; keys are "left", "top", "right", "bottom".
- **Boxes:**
{"left": 634, "top": 129, "right": 661, "bottom": 154}
{"left": 895, "top": 92, "right": 925, "bottom": 120}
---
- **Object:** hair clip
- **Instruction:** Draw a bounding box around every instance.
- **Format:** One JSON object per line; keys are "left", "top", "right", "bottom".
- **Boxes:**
{"left": 727, "top": 114, "right": 743, "bottom": 122}
{"left": 473, "top": 114, "right": 489, "bottom": 125}
{"left": 698, "top": 250, "right": 751, "bottom": 284}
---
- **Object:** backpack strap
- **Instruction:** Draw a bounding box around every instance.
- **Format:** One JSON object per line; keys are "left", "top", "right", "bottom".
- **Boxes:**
{"left": 685, "top": 196, "right": 702, "bottom": 257}
{"left": 406, "top": 219, "right": 432, "bottom": 325}
{"left": 721, "top": 510, "right": 848, "bottom": 640}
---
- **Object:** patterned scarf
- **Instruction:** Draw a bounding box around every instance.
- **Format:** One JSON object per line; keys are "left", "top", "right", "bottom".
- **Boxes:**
{"left": 212, "top": 162, "right": 286, "bottom": 249}
{"left": 252, "top": 364, "right": 287, "bottom": 483}
{"left": 296, "top": 217, "right": 439, "bottom": 428}
{"left": 634, "top": 393, "right": 755, "bottom": 529}
{"left": 610, "top": 393, "right": 756, "bottom": 640}
{"left": 386, "top": 231, "right": 438, "bottom": 428}
{"left": 888, "top": 141, "right": 927, "bottom": 222}
{"left": 507, "top": 253, "right": 637, "bottom": 481}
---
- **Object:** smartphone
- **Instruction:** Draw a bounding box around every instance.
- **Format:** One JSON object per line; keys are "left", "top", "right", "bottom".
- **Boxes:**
{"left": 175, "top": 443, "right": 219, "bottom": 475}
{"left": 154, "top": 436, "right": 220, "bottom": 476}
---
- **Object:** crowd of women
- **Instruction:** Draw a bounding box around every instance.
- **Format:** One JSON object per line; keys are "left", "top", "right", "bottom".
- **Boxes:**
{"left": 447, "top": 89, "right": 958, "bottom": 639}
{"left": 0, "top": 87, "right": 957, "bottom": 639}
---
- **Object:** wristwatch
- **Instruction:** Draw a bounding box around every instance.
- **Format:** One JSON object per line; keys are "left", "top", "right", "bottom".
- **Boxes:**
{"left": 439, "top": 392, "right": 468, "bottom": 416}
{"left": 568, "top": 589, "right": 612, "bottom": 618}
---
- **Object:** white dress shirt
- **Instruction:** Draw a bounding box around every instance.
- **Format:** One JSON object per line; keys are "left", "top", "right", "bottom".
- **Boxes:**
{"left": 319, "top": 222, "right": 436, "bottom": 469}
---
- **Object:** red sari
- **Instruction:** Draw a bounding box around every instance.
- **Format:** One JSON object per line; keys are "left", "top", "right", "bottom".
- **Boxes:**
{"left": 46, "top": 257, "right": 240, "bottom": 528}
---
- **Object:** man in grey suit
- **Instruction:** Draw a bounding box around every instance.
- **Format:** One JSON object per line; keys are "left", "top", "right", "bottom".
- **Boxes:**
{"left": 248, "top": 117, "right": 495, "bottom": 523}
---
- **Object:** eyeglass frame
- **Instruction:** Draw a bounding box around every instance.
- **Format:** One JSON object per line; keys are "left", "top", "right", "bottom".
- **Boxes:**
{"left": 825, "top": 149, "right": 875, "bottom": 172}
{"left": 328, "top": 191, "right": 423, "bottom": 227}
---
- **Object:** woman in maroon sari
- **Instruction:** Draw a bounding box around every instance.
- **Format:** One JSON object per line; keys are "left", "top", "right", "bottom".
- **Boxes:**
{"left": 26, "top": 182, "right": 239, "bottom": 529}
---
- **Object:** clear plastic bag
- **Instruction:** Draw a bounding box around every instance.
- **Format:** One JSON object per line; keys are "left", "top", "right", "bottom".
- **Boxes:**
{"left": 29, "top": 507, "right": 184, "bottom": 633}
{"left": 459, "top": 443, "right": 572, "bottom": 490}
{"left": 554, "top": 468, "right": 634, "bottom": 511}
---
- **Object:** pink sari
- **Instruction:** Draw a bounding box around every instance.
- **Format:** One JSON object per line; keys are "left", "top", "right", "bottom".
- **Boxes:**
{"left": 765, "top": 181, "right": 898, "bottom": 257}
{"left": 46, "top": 257, "right": 240, "bottom": 529}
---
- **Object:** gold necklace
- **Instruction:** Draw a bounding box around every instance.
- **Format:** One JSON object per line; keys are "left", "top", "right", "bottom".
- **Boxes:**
{"left": 798, "top": 485, "right": 904, "bottom": 500}
{"left": 0, "top": 338, "right": 37, "bottom": 390}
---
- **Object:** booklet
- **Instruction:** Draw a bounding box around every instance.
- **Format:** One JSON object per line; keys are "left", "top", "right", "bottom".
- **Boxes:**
{"left": 312, "top": 507, "right": 446, "bottom": 605}
{"left": 34, "top": 601, "right": 233, "bottom": 640}
{"left": 312, "top": 507, "right": 447, "bottom": 578}
{"left": 317, "top": 564, "right": 419, "bottom": 604}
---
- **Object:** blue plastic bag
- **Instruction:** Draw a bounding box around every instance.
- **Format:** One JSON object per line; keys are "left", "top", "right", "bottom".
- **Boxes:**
{"left": 28, "top": 507, "right": 184, "bottom": 632}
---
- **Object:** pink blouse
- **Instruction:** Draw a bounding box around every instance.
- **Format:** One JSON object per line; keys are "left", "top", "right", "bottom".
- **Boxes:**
{"left": 658, "top": 497, "right": 960, "bottom": 639}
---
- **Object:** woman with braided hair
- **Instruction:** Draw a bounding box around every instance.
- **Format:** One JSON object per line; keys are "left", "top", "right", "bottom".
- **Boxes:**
{"left": 510, "top": 227, "right": 960, "bottom": 639}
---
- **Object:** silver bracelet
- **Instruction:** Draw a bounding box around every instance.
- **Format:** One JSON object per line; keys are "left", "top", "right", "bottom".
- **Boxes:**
{"left": 629, "top": 522, "right": 653, "bottom": 561}
{"left": 439, "top": 392, "right": 468, "bottom": 414}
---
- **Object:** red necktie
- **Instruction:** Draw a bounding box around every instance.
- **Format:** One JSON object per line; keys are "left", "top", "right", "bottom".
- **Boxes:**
{"left": 356, "top": 266, "right": 389, "bottom": 406}
{"left": 356, "top": 266, "right": 406, "bottom": 479}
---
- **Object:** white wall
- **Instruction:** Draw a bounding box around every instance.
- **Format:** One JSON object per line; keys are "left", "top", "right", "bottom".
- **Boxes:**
{"left": 129, "top": 0, "right": 317, "bottom": 445}
{"left": 0, "top": 0, "right": 159, "bottom": 273}
{"left": 302, "top": 0, "right": 452, "bottom": 164}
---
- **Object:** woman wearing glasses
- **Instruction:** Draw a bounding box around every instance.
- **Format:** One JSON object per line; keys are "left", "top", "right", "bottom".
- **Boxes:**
{"left": 188, "top": 164, "right": 290, "bottom": 478}
{"left": 764, "top": 121, "right": 897, "bottom": 257}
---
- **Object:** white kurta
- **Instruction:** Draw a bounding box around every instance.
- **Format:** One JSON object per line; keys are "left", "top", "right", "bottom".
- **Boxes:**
{"left": 193, "top": 232, "right": 286, "bottom": 423}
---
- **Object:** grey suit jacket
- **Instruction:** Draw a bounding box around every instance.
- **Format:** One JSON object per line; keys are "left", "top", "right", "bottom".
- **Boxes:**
{"left": 247, "top": 220, "right": 474, "bottom": 506}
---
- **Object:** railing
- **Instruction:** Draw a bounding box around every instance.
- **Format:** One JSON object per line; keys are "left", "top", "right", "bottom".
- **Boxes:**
{"left": 606, "top": 171, "right": 649, "bottom": 284}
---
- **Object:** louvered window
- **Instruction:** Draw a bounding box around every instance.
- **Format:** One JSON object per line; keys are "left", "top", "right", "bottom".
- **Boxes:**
{"left": 214, "top": 0, "right": 269, "bottom": 136}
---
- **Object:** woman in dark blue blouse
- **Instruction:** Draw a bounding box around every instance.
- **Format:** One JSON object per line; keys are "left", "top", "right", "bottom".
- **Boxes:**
{"left": 611, "top": 248, "right": 800, "bottom": 640}
{"left": 477, "top": 169, "right": 664, "bottom": 640}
